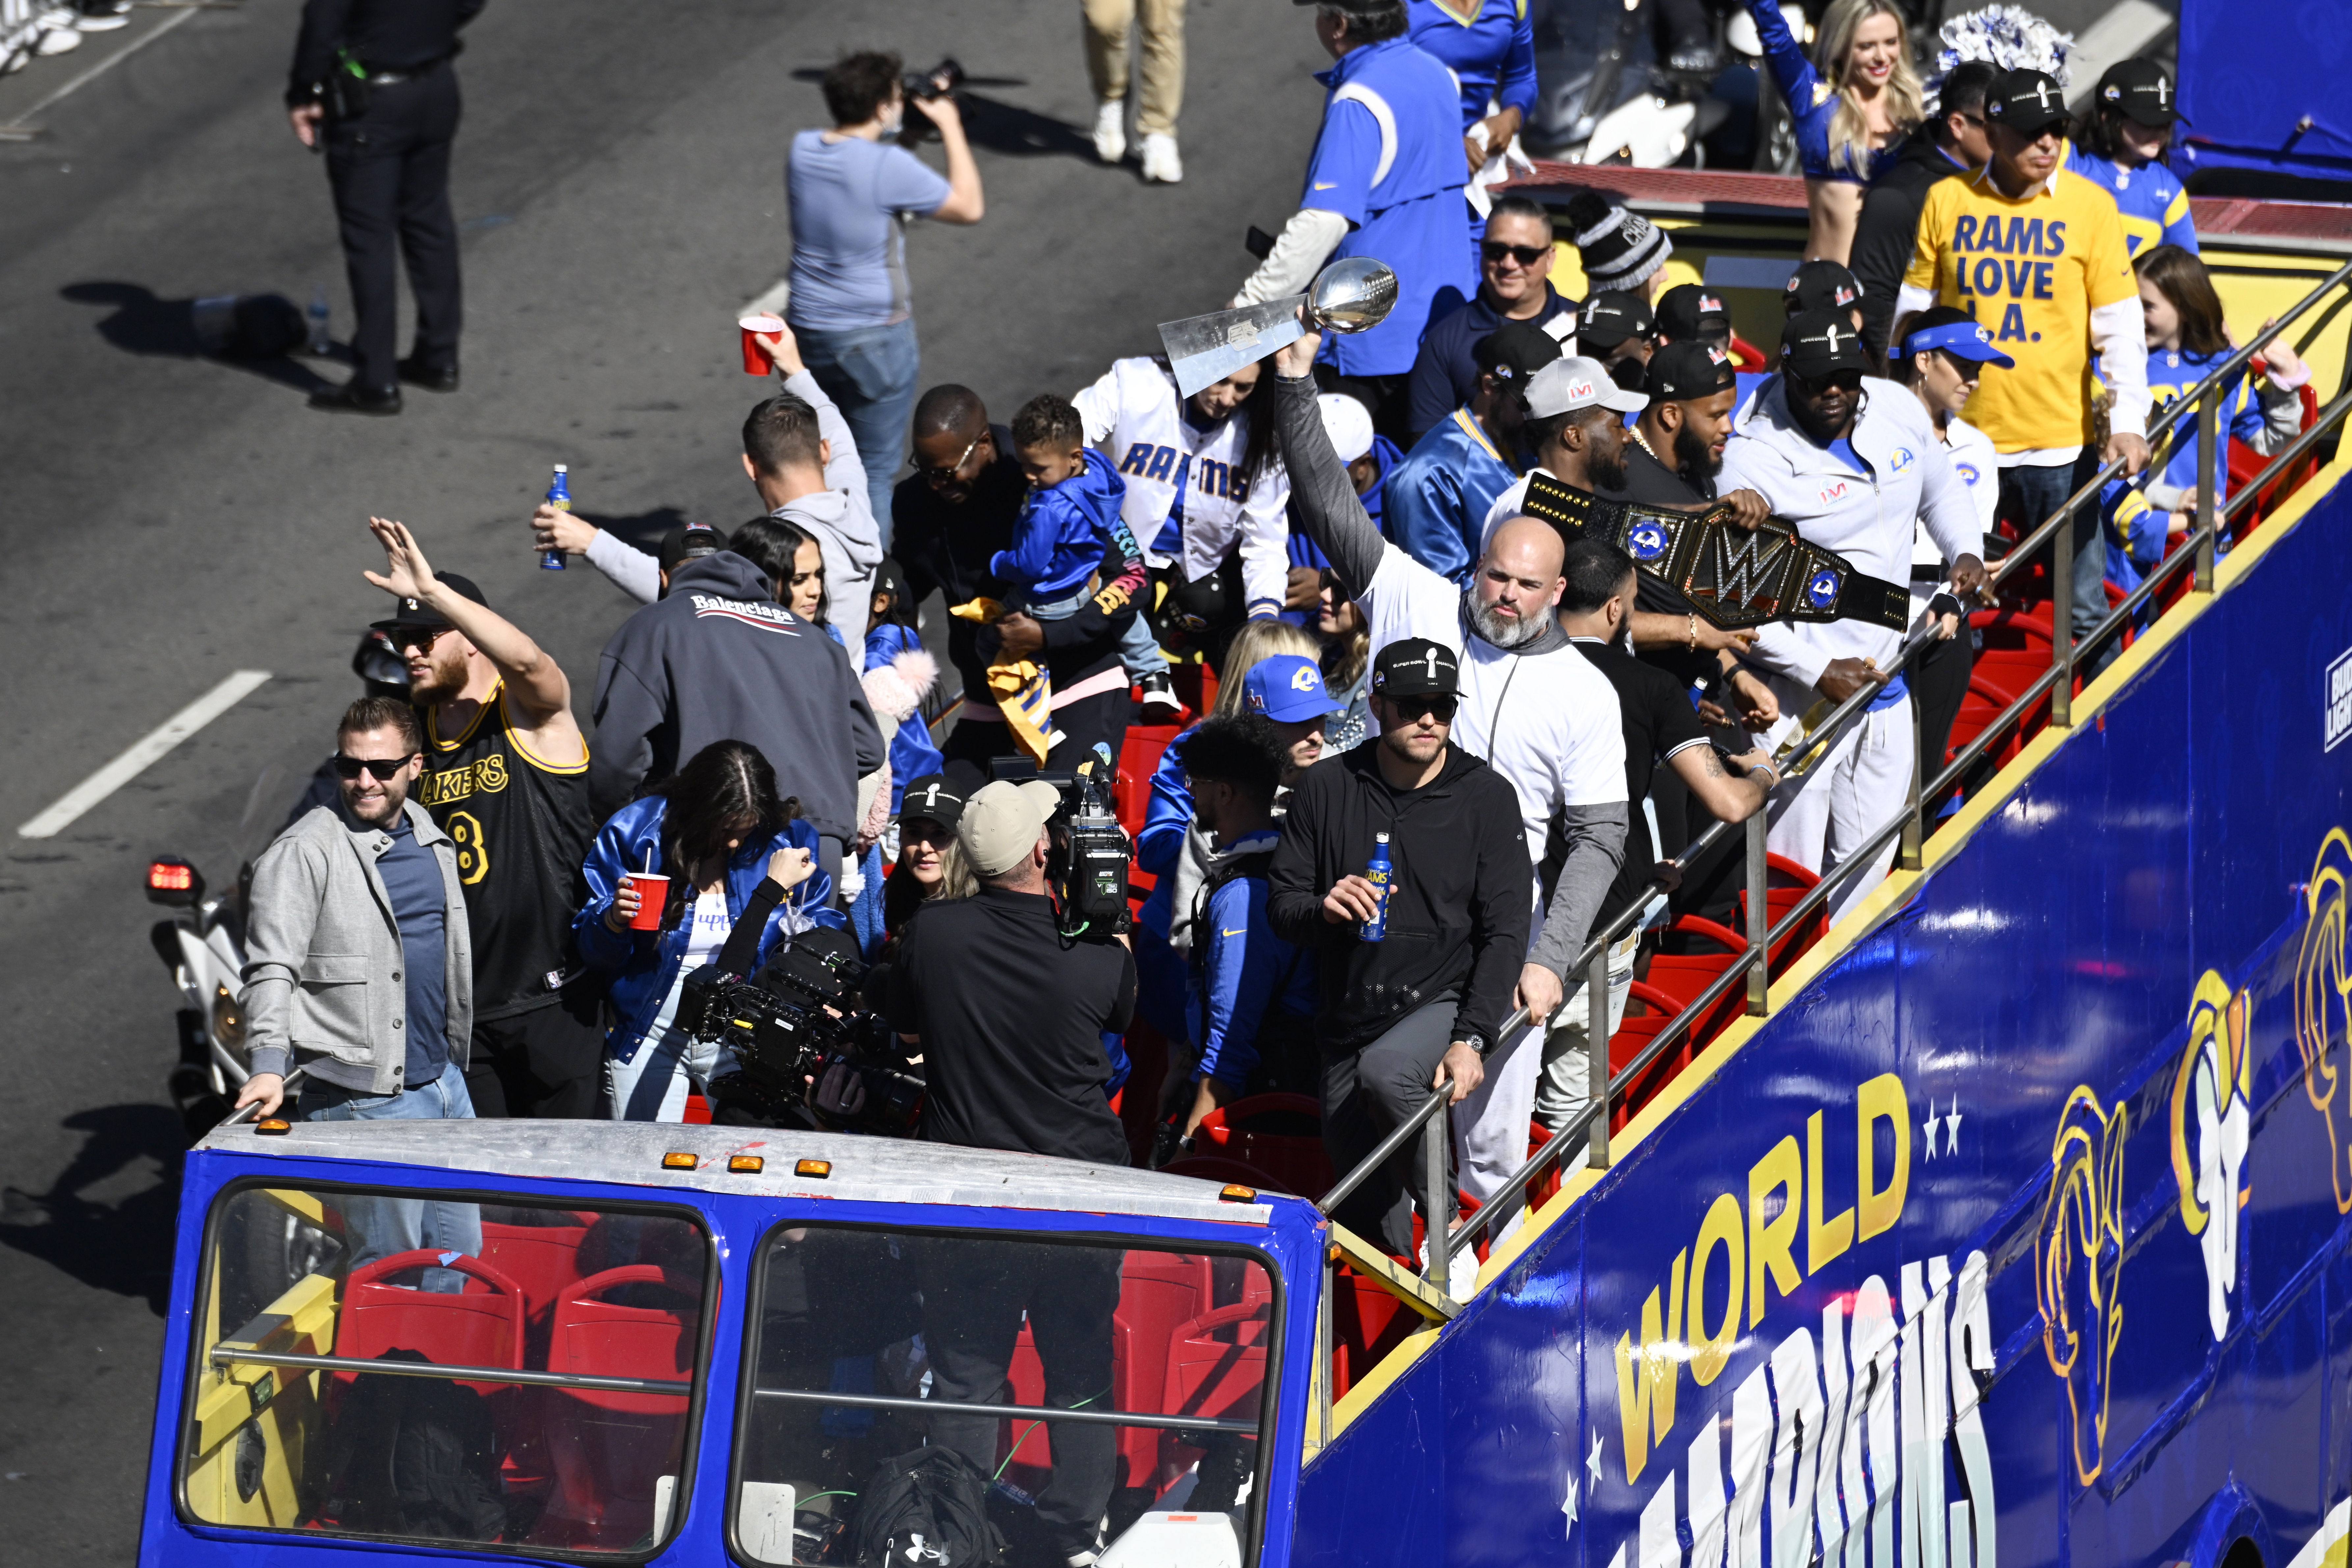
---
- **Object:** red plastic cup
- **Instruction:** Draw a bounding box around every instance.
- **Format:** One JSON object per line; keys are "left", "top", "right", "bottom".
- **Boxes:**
{"left": 739, "top": 314, "right": 785, "bottom": 374}
{"left": 625, "top": 872, "right": 668, "bottom": 931}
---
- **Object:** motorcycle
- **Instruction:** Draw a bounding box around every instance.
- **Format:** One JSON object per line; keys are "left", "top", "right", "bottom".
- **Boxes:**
{"left": 150, "top": 628, "right": 410, "bottom": 1140}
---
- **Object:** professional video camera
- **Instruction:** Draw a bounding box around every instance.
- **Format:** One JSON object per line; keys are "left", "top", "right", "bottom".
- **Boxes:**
{"left": 680, "top": 927, "right": 923, "bottom": 1135}
{"left": 902, "top": 57, "right": 963, "bottom": 102}
{"left": 989, "top": 745, "right": 1132, "bottom": 938}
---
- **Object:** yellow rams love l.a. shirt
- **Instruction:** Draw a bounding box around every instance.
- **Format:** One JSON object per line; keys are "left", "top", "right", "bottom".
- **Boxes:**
{"left": 1904, "top": 165, "right": 2138, "bottom": 454}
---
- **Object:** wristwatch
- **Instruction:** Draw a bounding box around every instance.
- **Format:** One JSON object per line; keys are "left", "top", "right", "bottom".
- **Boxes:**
{"left": 1458, "top": 1029, "right": 1494, "bottom": 1060}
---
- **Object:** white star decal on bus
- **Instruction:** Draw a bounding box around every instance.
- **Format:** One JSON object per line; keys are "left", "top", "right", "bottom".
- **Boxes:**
{"left": 1587, "top": 1428, "right": 1605, "bottom": 1483}
{"left": 1562, "top": 1474, "right": 1579, "bottom": 1538}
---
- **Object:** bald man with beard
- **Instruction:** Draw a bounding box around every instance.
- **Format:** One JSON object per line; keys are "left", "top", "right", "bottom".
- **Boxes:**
{"left": 1269, "top": 323, "right": 1627, "bottom": 1290}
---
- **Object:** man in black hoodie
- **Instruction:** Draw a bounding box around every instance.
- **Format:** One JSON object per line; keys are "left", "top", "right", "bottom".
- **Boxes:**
{"left": 588, "top": 550, "right": 884, "bottom": 883}
{"left": 1850, "top": 62, "right": 1998, "bottom": 362}
{"left": 1268, "top": 637, "right": 1530, "bottom": 1262}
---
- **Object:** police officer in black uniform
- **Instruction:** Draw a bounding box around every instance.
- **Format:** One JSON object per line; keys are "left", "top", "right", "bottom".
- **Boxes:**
{"left": 364, "top": 517, "right": 605, "bottom": 1118}
{"left": 287, "top": 0, "right": 482, "bottom": 415}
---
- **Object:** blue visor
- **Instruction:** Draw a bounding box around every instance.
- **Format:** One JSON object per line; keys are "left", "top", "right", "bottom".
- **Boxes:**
{"left": 1891, "top": 320, "right": 2016, "bottom": 369}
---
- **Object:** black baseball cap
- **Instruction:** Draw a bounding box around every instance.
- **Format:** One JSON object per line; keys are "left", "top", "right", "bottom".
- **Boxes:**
{"left": 1781, "top": 308, "right": 1871, "bottom": 379}
{"left": 899, "top": 760, "right": 986, "bottom": 830}
{"left": 371, "top": 572, "right": 487, "bottom": 634}
{"left": 1784, "top": 259, "right": 1863, "bottom": 316}
{"left": 1371, "top": 637, "right": 1460, "bottom": 698}
{"left": 1985, "top": 68, "right": 2071, "bottom": 137}
{"left": 1577, "top": 289, "right": 1654, "bottom": 351}
{"left": 1647, "top": 339, "right": 1738, "bottom": 403}
{"left": 659, "top": 522, "right": 728, "bottom": 572}
{"left": 1654, "top": 284, "right": 1730, "bottom": 344}
{"left": 1473, "top": 318, "right": 1567, "bottom": 388}
{"left": 2097, "top": 58, "right": 2186, "bottom": 128}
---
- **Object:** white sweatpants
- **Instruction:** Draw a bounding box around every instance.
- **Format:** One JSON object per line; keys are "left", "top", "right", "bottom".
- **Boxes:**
{"left": 1453, "top": 1004, "right": 1544, "bottom": 1248}
{"left": 1762, "top": 694, "right": 1913, "bottom": 928}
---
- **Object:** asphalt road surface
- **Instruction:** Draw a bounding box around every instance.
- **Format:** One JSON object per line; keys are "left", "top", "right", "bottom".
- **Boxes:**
{"left": 0, "top": 0, "right": 1321, "bottom": 1555}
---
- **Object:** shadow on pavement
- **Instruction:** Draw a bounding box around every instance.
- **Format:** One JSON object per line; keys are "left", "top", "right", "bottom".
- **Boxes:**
{"left": 579, "top": 506, "right": 695, "bottom": 552}
{"left": 0, "top": 1103, "right": 185, "bottom": 1316}
{"left": 60, "top": 281, "right": 337, "bottom": 395}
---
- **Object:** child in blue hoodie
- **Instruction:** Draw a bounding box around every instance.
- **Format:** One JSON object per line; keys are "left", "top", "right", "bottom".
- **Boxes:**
{"left": 1001, "top": 393, "right": 1164, "bottom": 690}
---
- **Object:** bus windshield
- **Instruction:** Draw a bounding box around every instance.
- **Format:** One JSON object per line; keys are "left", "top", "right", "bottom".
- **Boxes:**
{"left": 182, "top": 1183, "right": 710, "bottom": 1555}
{"left": 734, "top": 1225, "right": 1280, "bottom": 1567}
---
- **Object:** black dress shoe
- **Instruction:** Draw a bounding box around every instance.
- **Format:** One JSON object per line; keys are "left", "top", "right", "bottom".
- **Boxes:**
{"left": 309, "top": 381, "right": 403, "bottom": 415}
{"left": 396, "top": 357, "right": 460, "bottom": 393}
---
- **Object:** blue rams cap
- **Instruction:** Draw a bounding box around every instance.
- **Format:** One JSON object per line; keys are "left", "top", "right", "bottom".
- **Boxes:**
{"left": 1242, "top": 654, "right": 1337, "bottom": 722}
{"left": 1891, "top": 318, "right": 2017, "bottom": 370}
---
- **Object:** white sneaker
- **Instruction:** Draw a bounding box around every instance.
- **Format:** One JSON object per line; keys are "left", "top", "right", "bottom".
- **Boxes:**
{"left": 35, "top": 20, "right": 84, "bottom": 55}
{"left": 1092, "top": 100, "right": 1126, "bottom": 165}
{"left": 1419, "top": 1229, "right": 1479, "bottom": 1300}
{"left": 74, "top": 1, "right": 132, "bottom": 30}
{"left": 1141, "top": 132, "right": 1183, "bottom": 184}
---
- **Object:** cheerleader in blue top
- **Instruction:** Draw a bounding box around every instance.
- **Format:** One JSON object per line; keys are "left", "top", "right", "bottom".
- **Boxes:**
{"left": 1406, "top": 0, "right": 1538, "bottom": 235}
{"left": 2101, "top": 245, "right": 2309, "bottom": 593}
{"left": 1743, "top": 0, "right": 1924, "bottom": 264}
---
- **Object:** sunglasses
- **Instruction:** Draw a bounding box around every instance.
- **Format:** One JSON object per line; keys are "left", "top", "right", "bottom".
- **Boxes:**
{"left": 333, "top": 753, "right": 416, "bottom": 781}
{"left": 910, "top": 433, "right": 985, "bottom": 483}
{"left": 1387, "top": 694, "right": 1457, "bottom": 722}
{"left": 1480, "top": 242, "right": 1550, "bottom": 268}
{"left": 1793, "top": 369, "right": 1865, "bottom": 395}
{"left": 901, "top": 818, "right": 955, "bottom": 846}
{"left": 395, "top": 625, "right": 456, "bottom": 652}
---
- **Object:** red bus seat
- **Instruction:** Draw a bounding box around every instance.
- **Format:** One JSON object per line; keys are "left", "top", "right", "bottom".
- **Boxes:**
{"left": 1191, "top": 1093, "right": 1331, "bottom": 1198}
{"left": 534, "top": 1265, "right": 701, "bottom": 1550}
{"left": 335, "top": 1249, "right": 527, "bottom": 1394}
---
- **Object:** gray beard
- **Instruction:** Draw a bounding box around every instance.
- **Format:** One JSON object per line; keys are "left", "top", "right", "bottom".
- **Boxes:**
{"left": 1470, "top": 594, "right": 1546, "bottom": 649}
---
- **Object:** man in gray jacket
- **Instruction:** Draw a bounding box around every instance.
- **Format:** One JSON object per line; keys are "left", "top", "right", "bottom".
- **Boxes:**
{"left": 743, "top": 321, "right": 886, "bottom": 647}
{"left": 236, "top": 696, "right": 479, "bottom": 1273}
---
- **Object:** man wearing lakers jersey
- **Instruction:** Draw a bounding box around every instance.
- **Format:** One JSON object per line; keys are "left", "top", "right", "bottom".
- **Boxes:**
{"left": 365, "top": 516, "right": 602, "bottom": 1119}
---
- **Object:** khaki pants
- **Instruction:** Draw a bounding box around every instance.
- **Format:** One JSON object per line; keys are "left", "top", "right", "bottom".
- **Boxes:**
{"left": 1082, "top": 0, "right": 1185, "bottom": 137}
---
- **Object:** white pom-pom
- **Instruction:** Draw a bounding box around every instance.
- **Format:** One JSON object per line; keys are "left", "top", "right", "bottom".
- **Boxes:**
{"left": 1929, "top": 4, "right": 2075, "bottom": 94}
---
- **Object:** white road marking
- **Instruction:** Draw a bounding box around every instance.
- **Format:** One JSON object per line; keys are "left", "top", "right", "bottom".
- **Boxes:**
{"left": 0, "top": 5, "right": 199, "bottom": 135}
{"left": 2065, "top": 0, "right": 2175, "bottom": 108}
{"left": 18, "top": 670, "right": 271, "bottom": 839}
{"left": 741, "top": 278, "right": 792, "bottom": 319}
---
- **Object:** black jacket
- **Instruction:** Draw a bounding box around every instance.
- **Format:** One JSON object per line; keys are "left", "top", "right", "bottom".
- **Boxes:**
{"left": 587, "top": 551, "right": 884, "bottom": 837}
{"left": 1852, "top": 132, "right": 1971, "bottom": 362}
{"left": 1268, "top": 739, "right": 1531, "bottom": 1057}
{"left": 288, "top": 0, "right": 481, "bottom": 103}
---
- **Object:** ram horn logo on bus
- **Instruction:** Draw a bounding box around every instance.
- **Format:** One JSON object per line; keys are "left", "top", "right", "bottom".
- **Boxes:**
{"left": 1598, "top": 1073, "right": 2002, "bottom": 1568}
{"left": 2295, "top": 826, "right": 2352, "bottom": 1215}
{"left": 2037, "top": 1085, "right": 2127, "bottom": 1485}
{"left": 2170, "top": 971, "right": 2252, "bottom": 1342}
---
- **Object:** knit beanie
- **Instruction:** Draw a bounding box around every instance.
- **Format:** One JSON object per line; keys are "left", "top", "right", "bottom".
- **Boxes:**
{"left": 1566, "top": 190, "right": 1671, "bottom": 295}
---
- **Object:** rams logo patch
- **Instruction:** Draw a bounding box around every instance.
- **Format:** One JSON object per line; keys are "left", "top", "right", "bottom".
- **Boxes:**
{"left": 1627, "top": 521, "right": 1670, "bottom": 562}
{"left": 1804, "top": 567, "right": 1842, "bottom": 609}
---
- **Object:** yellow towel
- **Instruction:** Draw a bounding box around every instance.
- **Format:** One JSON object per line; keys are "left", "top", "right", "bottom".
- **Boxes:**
{"left": 950, "top": 598, "right": 1057, "bottom": 764}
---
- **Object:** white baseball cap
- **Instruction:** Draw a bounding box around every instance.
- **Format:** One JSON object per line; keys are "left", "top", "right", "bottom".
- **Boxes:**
{"left": 957, "top": 779, "right": 1062, "bottom": 878}
{"left": 1524, "top": 355, "right": 1647, "bottom": 419}
{"left": 1316, "top": 392, "right": 1375, "bottom": 464}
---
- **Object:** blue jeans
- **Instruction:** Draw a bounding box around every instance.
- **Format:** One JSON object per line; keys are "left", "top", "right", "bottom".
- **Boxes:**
{"left": 1032, "top": 583, "right": 1164, "bottom": 682}
{"left": 1998, "top": 454, "right": 2114, "bottom": 673}
{"left": 793, "top": 316, "right": 920, "bottom": 550}
{"left": 300, "top": 1059, "right": 481, "bottom": 1288}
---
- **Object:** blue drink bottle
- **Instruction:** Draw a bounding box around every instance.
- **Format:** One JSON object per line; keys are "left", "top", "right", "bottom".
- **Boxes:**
{"left": 541, "top": 464, "right": 570, "bottom": 570}
{"left": 1361, "top": 831, "right": 1392, "bottom": 942}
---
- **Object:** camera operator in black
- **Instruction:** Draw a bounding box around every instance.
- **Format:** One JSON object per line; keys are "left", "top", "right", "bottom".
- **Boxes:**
{"left": 884, "top": 776, "right": 1133, "bottom": 1565}
{"left": 1266, "top": 637, "right": 1531, "bottom": 1259}
{"left": 287, "top": 0, "right": 480, "bottom": 414}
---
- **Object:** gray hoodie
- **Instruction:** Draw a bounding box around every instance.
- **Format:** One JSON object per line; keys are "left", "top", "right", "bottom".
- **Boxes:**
{"left": 588, "top": 550, "right": 885, "bottom": 838}
{"left": 772, "top": 368, "right": 885, "bottom": 647}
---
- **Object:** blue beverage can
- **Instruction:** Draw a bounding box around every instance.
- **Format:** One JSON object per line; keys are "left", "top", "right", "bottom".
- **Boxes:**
{"left": 1361, "top": 830, "right": 1392, "bottom": 943}
{"left": 541, "top": 464, "right": 571, "bottom": 569}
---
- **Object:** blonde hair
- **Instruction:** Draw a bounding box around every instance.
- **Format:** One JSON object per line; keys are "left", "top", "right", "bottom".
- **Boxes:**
{"left": 1212, "top": 620, "right": 1323, "bottom": 718}
{"left": 1814, "top": 0, "right": 1924, "bottom": 178}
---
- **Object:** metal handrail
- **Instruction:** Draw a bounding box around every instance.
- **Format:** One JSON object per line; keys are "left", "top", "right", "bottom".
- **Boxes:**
{"left": 1316, "top": 260, "right": 2351, "bottom": 1365}
{"left": 752, "top": 1386, "right": 1256, "bottom": 1435}
{"left": 1315, "top": 1071, "right": 1458, "bottom": 1216}
{"left": 209, "top": 1346, "right": 690, "bottom": 1396}
{"left": 1441, "top": 381, "right": 2352, "bottom": 1267}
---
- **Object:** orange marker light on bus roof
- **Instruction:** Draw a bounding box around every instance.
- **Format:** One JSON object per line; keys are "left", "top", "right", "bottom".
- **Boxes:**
{"left": 795, "top": 1158, "right": 831, "bottom": 1179}
{"left": 1219, "top": 1183, "right": 1257, "bottom": 1203}
{"left": 728, "top": 1154, "right": 765, "bottom": 1174}
{"left": 661, "top": 1152, "right": 697, "bottom": 1170}
{"left": 255, "top": 1119, "right": 290, "bottom": 1136}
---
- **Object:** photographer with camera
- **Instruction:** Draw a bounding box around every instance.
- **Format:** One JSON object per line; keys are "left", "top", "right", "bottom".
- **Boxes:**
{"left": 883, "top": 774, "right": 1134, "bottom": 1566}
{"left": 786, "top": 51, "right": 985, "bottom": 543}
{"left": 575, "top": 740, "right": 840, "bottom": 1122}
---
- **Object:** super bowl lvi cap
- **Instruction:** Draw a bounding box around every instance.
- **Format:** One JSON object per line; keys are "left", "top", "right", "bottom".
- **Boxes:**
{"left": 1371, "top": 637, "right": 1459, "bottom": 697}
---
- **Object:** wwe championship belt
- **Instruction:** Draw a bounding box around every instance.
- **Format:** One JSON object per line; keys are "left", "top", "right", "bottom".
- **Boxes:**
{"left": 1518, "top": 472, "right": 1911, "bottom": 634}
